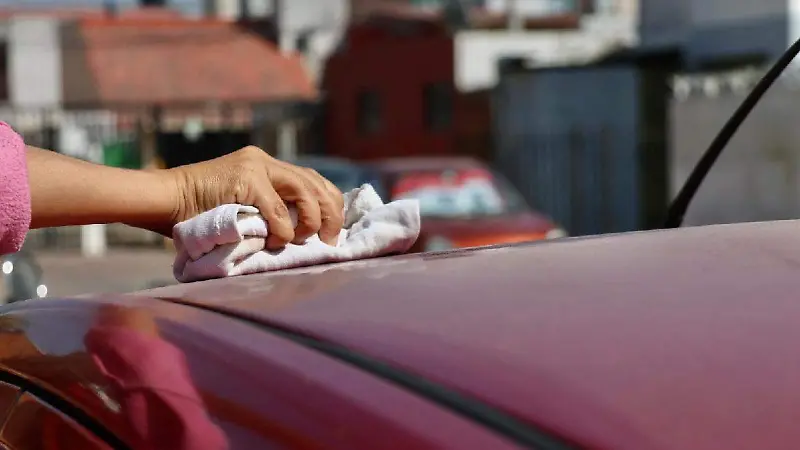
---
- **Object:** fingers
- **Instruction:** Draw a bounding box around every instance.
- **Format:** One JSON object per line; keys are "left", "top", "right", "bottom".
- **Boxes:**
{"left": 301, "top": 169, "right": 344, "bottom": 246}
{"left": 253, "top": 183, "right": 296, "bottom": 250}
{"left": 270, "top": 164, "right": 344, "bottom": 246}
{"left": 289, "top": 186, "right": 323, "bottom": 245}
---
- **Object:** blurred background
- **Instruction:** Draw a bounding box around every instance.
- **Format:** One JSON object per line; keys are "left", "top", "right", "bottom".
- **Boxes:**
{"left": 1, "top": 0, "right": 798, "bottom": 298}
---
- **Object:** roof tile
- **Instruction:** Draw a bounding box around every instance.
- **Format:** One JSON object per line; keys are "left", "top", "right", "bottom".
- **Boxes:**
{"left": 74, "top": 17, "right": 316, "bottom": 106}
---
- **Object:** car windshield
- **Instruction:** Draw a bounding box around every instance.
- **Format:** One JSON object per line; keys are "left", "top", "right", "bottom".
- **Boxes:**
{"left": 390, "top": 168, "right": 529, "bottom": 218}
{"left": 293, "top": 160, "right": 366, "bottom": 192}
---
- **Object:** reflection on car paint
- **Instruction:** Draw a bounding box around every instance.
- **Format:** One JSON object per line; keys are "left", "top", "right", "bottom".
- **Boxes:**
{"left": 0, "top": 295, "right": 519, "bottom": 449}
{"left": 3, "top": 393, "right": 113, "bottom": 450}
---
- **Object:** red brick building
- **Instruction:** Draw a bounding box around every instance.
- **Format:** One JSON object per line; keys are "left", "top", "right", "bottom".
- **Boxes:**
{"left": 322, "top": 16, "right": 456, "bottom": 160}
{"left": 321, "top": 5, "right": 582, "bottom": 161}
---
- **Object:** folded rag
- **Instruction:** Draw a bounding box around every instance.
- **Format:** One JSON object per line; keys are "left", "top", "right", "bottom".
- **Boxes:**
{"left": 172, "top": 184, "right": 421, "bottom": 283}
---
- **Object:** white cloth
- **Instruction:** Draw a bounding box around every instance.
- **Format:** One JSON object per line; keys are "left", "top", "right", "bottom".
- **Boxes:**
{"left": 172, "top": 184, "right": 421, "bottom": 283}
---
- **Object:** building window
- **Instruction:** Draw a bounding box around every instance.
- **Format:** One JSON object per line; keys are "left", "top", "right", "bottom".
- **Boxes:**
{"left": 295, "top": 31, "right": 311, "bottom": 55}
{"left": 423, "top": 82, "right": 453, "bottom": 132}
{"left": 0, "top": 42, "right": 8, "bottom": 102}
{"left": 356, "top": 90, "right": 381, "bottom": 135}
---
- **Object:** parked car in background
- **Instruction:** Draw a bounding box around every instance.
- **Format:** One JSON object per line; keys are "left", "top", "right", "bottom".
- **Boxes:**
{"left": 368, "top": 157, "right": 566, "bottom": 252}
{"left": 288, "top": 156, "right": 386, "bottom": 197}
{"left": 1, "top": 246, "right": 47, "bottom": 304}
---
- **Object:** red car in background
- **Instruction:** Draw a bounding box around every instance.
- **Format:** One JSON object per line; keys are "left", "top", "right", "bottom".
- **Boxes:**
{"left": 368, "top": 157, "right": 567, "bottom": 252}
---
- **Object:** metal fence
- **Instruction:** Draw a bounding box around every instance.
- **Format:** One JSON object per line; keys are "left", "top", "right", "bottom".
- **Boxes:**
{"left": 495, "top": 127, "right": 645, "bottom": 236}
{"left": 491, "top": 64, "right": 662, "bottom": 237}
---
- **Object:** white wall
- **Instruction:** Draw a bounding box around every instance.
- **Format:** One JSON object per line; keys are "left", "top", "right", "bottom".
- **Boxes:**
{"left": 275, "top": 0, "right": 349, "bottom": 83}
{"left": 454, "top": 20, "right": 637, "bottom": 92}
{"left": 8, "top": 17, "right": 62, "bottom": 108}
{"left": 210, "top": 0, "right": 273, "bottom": 19}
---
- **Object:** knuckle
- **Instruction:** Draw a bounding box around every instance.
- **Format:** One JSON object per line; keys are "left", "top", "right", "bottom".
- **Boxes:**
{"left": 241, "top": 146, "right": 267, "bottom": 161}
{"left": 308, "top": 183, "right": 324, "bottom": 197}
{"left": 273, "top": 202, "right": 288, "bottom": 219}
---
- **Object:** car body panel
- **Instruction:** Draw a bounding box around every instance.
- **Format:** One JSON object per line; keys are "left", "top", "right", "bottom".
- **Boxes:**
{"left": 141, "top": 219, "right": 800, "bottom": 450}
{"left": 418, "top": 214, "right": 555, "bottom": 250}
{"left": 0, "top": 297, "right": 519, "bottom": 449}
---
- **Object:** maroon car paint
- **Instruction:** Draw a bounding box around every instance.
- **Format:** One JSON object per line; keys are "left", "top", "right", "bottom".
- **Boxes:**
{"left": 141, "top": 219, "right": 800, "bottom": 450}
{"left": 0, "top": 297, "right": 519, "bottom": 449}
{"left": 414, "top": 212, "right": 556, "bottom": 250}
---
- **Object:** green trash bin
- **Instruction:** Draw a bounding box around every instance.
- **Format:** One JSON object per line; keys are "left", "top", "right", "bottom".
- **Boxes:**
{"left": 103, "top": 140, "right": 141, "bottom": 169}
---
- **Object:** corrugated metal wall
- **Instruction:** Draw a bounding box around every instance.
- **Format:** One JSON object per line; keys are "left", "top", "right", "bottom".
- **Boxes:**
{"left": 671, "top": 70, "right": 800, "bottom": 226}
{"left": 492, "top": 65, "right": 648, "bottom": 236}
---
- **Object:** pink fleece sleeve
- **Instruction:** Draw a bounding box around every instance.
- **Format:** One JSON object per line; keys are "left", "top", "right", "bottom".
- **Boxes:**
{"left": 0, "top": 122, "right": 30, "bottom": 255}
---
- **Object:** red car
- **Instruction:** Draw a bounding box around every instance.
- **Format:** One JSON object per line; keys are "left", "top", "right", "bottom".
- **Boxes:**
{"left": 0, "top": 219, "right": 797, "bottom": 449}
{"left": 367, "top": 157, "right": 567, "bottom": 252}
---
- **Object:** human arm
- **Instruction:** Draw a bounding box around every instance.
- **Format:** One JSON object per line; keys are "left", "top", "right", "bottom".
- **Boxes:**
{"left": 25, "top": 144, "right": 344, "bottom": 248}
{"left": 27, "top": 146, "right": 180, "bottom": 234}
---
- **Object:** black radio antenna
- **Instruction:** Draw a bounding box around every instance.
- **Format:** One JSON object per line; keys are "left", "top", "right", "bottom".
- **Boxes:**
{"left": 663, "top": 38, "right": 800, "bottom": 228}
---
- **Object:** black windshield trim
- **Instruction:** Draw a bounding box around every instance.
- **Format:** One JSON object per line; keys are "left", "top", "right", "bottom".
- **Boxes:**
{"left": 158, "top": 297, "right": 580, "bottom": 450}
{"left": 0, "top": 369, "right": 129, "bottom": 449}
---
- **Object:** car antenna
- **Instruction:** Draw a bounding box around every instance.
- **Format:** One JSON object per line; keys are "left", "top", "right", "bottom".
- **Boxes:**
{"left": 663, "top": 38, "right": 800, "bottom": 228}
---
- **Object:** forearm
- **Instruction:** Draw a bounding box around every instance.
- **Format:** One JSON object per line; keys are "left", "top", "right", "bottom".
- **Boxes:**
{"left": 27, "top": 146, "right": 180, "bottom": 232}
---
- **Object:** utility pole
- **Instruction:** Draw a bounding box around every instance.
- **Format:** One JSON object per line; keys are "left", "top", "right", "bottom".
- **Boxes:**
{"left": 507, "top": 0, "right": 524, "bottom": 31}
{"left": 273, "top": 0, "right": 298, "bottom": 160}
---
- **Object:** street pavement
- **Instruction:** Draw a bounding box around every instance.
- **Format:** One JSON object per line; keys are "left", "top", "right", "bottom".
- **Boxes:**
{"left": 34, "top": 249, "right": 178, "bottom": 298}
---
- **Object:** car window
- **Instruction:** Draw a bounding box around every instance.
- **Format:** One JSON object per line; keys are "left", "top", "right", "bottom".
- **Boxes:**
{"left": 1, "top": 393, "right": 111, "bottom": 450}
{"left": 314, "top": 167, "right": 363, "bottom": 193}
{"left": 390, "top": 168, "right": 529, "bottom": 218}
{"left": 306, "top": 166, "right": 387, "bottom": 198}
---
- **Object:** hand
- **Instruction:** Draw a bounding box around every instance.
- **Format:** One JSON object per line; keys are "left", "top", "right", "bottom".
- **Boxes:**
{"left": 169, "top": 146, "right": 344, "bottom": 249}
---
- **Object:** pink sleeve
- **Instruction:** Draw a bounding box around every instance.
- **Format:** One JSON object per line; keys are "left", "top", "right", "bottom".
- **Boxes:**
{"left": 0, "top": 122, "right": 30, "bottom": 255}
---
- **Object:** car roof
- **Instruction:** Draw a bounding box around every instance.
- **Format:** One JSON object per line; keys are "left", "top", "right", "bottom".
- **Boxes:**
{"left": 136, "top": 219, "right": 800, "bottom": 450}
{"left": 368, "top": 157, "right": 487, "bottom": 174}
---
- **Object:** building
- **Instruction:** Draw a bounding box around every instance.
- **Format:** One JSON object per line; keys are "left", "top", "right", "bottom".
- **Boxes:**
{"left": 205, "top": 0, "right": 350, "bottom": 84}
{"left": 0, "top": 3, "right": 319, "bottom": 254}
{"left": 639, "top": 0, "right": 798, "bottom": 68}
{"left": 0, "top": 5, "right": 316, "bottom": 165}
{"left": 321, "top": 0, "right": 639, "bottom": 160}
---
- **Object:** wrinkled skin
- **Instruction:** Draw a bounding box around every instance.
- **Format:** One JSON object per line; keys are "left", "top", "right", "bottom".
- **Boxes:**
{"left": 171, "top": 146, "right": 345, "bottom": 249}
